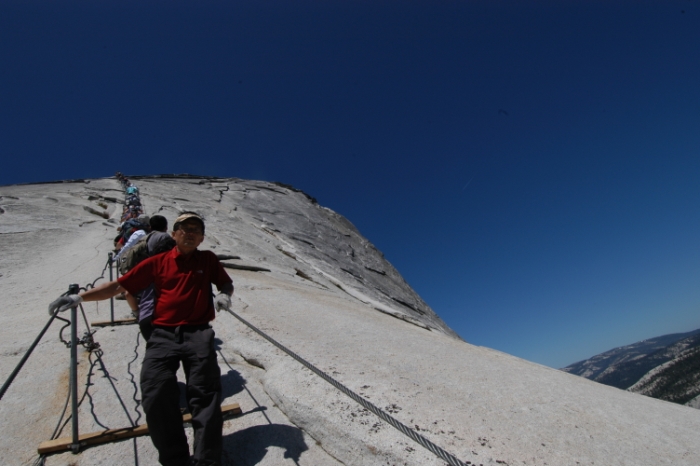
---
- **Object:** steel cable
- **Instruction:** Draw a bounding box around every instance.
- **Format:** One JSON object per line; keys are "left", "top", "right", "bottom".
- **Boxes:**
{"left": 127, "top": 331, "right": 144, "bottom": 426}
{"left": 83, "top": 257, "right": 113, "bottom": 291}
{"left": 53, "top": 354, "right": 105, "bottom": 438}
{"left": 83, "top": 351, "right": 110, "bottom": 431}
{"left": 225, "top": 308, "right": 468, "bottom": 466}
{"left": 126, "top": 332, "right": 143, "bottom": 466}
{"left": 93, "top": 349, "right": 137, "bottom": 428}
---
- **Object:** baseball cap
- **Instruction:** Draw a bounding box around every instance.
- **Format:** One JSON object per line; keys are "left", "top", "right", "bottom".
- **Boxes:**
{"left": 173, "top": 212, "right": 205, "bottom": 233}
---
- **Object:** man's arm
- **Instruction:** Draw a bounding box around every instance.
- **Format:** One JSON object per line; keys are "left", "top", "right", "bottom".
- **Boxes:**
{"left": 80, "top": 280, "right": 126, "bottom": 302}
{"left": 210, "top": 252, "right": 234, "bottom": 312}
{"left": 219, "top": 282, "right": 234, "bottom": 296}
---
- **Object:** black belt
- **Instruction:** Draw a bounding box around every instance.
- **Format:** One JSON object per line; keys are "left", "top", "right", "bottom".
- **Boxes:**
{"left": 153, "top": 324, "right": 211, "bottom": 335}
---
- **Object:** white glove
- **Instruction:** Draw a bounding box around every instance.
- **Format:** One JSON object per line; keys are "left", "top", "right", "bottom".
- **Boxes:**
{"left": 214, "top": 293, "right": 231, "bottom": 312}
{"left": 48, "top": 294, "right": 83, "bottom": 315}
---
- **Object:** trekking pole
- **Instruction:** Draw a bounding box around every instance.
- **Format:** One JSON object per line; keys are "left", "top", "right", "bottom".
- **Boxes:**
{"left": 68, "top": 283, "right": 81, "bottom": 453}
{"left": 108, "top": 253, "right": 115, "bottom": 325}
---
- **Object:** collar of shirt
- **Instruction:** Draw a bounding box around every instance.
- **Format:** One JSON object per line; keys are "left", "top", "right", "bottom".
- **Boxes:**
{"left": 171, "top": 247, "right": 200, "bottom": 262}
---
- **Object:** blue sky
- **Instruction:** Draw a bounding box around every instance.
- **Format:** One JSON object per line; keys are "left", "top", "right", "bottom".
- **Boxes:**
{"left": 2, "top": 1, "right": 699, "bottom": 368}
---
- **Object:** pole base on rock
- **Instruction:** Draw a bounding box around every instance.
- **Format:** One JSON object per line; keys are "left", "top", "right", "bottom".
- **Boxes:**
{"left": 38, "top": 403, "right": 242, "bottom": 455}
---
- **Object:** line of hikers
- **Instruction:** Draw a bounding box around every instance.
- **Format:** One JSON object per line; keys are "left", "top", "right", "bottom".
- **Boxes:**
{"left": 115, "top": 171, "right": 144, "bottom": 223}
{"left": 112, "top": 173, "right": 176, "bottom": 339}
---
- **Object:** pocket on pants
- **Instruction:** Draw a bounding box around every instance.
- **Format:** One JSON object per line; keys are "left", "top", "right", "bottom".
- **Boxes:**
{"left": 191, "top": 328, "right": 215, "bottom": 359}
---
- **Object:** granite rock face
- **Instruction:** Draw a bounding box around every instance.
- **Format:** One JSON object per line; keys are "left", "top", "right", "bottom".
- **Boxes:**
{"left": 1, "top": 175, "right": 700, "bottom": 466}
{"left": 129, "top": 174, "right": 459, "bottom": 338}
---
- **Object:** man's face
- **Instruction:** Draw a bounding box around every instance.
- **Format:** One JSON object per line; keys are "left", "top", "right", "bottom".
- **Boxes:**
{"left": 172, "top": 220, "right": 204, "bottom": 254}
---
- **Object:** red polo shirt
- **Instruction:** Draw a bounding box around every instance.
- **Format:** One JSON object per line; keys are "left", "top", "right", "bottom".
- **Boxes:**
{"left": 118, "top": 248, "right": 233, "bottom": 326}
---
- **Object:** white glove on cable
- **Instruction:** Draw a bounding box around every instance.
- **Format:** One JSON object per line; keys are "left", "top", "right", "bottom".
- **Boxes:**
{"left": 48, "top": 294, "right": 83, "bottom": 315}
{"left": 214, "top": 293, "right": 231, "bottom": 312}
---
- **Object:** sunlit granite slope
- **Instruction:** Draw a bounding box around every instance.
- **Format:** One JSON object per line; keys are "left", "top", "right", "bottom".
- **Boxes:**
{"left": 130, "top": 174, "right": 458, "bottom": 338}
{"left": 1, "top": 175, "right": 699, "bottom": 466}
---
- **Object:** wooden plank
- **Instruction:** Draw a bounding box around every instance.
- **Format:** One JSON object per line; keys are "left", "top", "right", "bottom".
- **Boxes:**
{"left": 91, "top": 317, "right": 138, "bottom": 327}
{"left": 38, "top": 403, "right": 241, "bottom": 455}
{"left": 38, "top": 425, "right": 147, "bottom": 454}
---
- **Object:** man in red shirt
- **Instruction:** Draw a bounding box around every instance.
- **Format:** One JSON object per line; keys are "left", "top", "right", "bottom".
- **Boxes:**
{"left": 50, "top": 212, "right": 233, "bottom": 466}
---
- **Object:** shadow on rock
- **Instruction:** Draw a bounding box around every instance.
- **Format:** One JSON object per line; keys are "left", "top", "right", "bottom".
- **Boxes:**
{"left": 222, "top": 424, "right": 309, "bottom": 465}
{"left": 221, "top": 368, "right": 247, "bottom": 398}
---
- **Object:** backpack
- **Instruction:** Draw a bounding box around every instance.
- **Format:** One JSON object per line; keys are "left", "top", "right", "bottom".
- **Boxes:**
{"left": 118, "top": 231, "right": 175, "bottom": 275}
{"left": 126, "top": 196, "right": 141, "bottom": 207}
{"left": 120, "top": 218, "right": 146, "bottom": 242}
{"left": 119, "top": 232, "right": 154, "bottom": 275}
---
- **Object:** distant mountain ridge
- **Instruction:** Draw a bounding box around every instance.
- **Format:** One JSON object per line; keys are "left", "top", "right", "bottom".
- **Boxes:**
{"left": 562, "top": 329, "right": 700, "bottom": 408}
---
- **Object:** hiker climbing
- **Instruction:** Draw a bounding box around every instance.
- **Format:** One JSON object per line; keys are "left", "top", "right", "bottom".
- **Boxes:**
{"left": 49, "top": 212, "right": 234, "bottom": 466}
{"left": 119, "top": 214, "right": 176, "bottom": 340}
{"left": 114, "top": 215, "right": 150, "bottom": 258}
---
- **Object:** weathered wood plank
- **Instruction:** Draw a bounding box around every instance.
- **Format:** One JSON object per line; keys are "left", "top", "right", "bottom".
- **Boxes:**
{"left": 38, "top": 403, "right": 241, "bottom": 454}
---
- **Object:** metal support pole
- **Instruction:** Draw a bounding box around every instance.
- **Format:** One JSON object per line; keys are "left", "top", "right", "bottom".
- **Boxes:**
{"left": 68, "top": 283, "right": 81, "bottom": 454}
{"left": 108, "top": 253, "right": 114, "bottom": 325}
